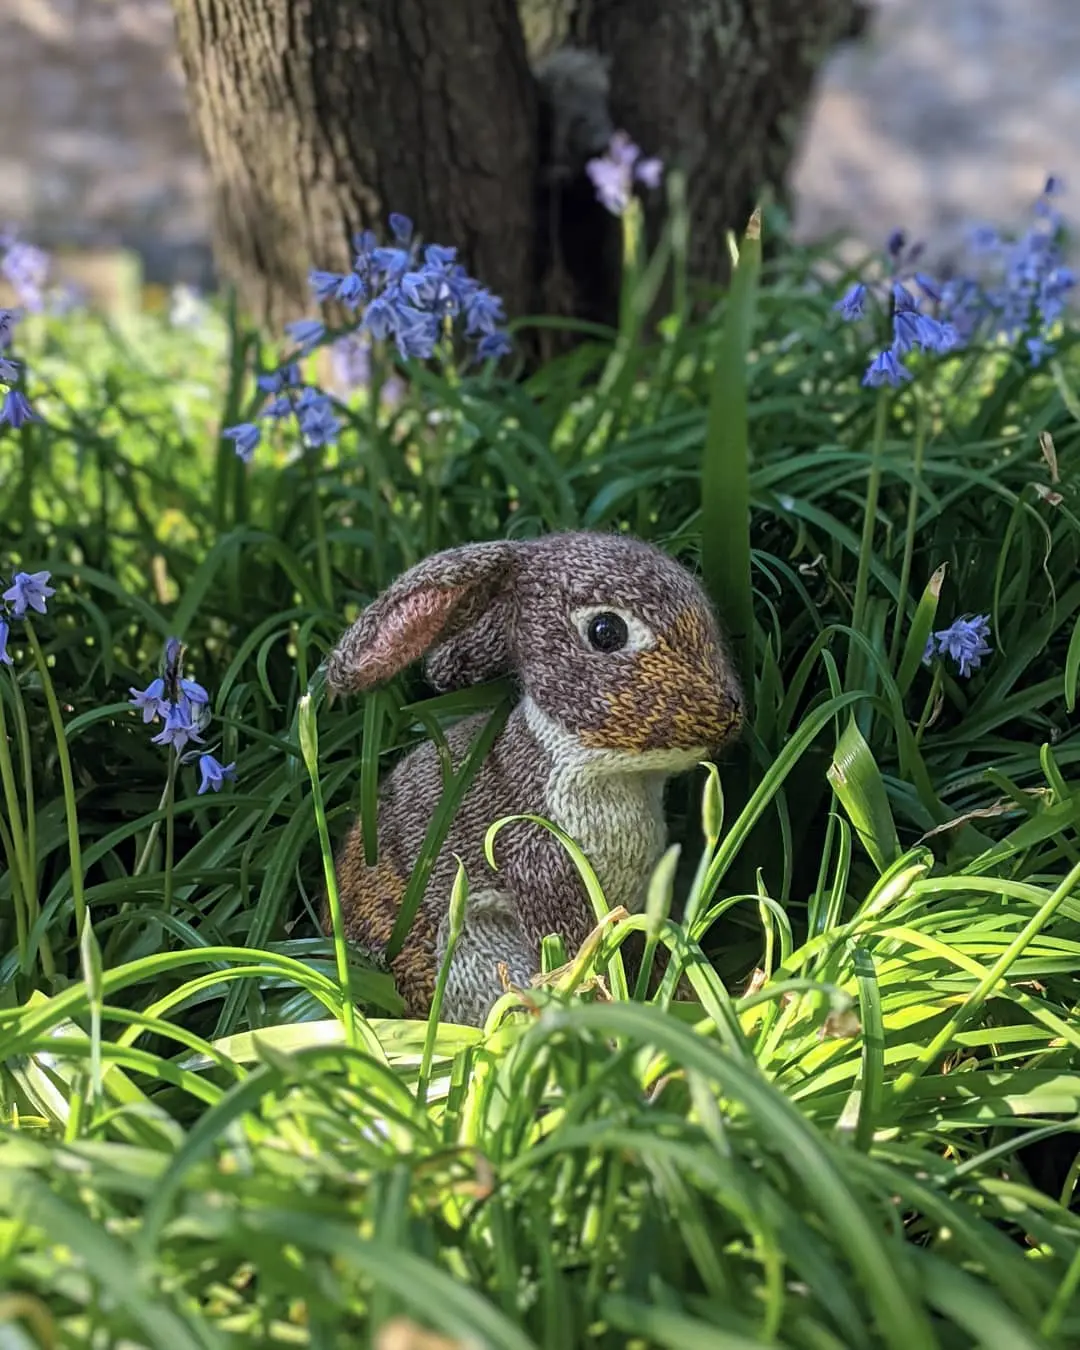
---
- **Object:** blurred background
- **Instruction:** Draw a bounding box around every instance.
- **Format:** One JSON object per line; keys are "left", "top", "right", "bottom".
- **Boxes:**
{"left": 2, "top": 0, "right": 1078, "bottom": 308}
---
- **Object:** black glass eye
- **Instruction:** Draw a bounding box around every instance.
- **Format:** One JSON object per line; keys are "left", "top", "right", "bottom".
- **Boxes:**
{"left": 586, "top": 611, "right": 629, "bottom": 653}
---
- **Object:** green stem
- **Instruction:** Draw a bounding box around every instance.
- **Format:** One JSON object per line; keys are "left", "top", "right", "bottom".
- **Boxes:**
{"left": 848, "top": 391, "right": 891, "bottom": 684}
{"left": 298, "top": 694, "right": 357, "bottom": 1049}
{"left": 0, "top": 678, "right": 32, "bottom": 962}
{"left": 7, "top": 674, "right": 36, "bottom": 905}
{"left": 133, "top": 759, "right": 179, "bottom": 878}
{"left": 619, "top": 201, "right": 644, "bottom": 333}
{"left": 1041, "top": 1241, "right": 1080, "bottom": 1340}
{"left": 0, "top": 809, "right": 28, "bottom": 969}
{"left": 913, "top": 664, "right": 944, "bottom": 746}
{"left": 889, "top": 390, "right": 928, "bottom": 668}
{"left": 25, "top": 621, "right": 85, "bottom": 940}
{"left": 164, "top": 752, "right": 176, "bottom": 914}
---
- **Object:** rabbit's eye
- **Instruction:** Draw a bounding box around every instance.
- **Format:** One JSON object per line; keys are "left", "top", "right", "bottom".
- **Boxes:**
{"left": 572, "top": 605, "right": 655, "bottom": 654}
{"left": 586, "top": 611, "right": 629, "bottom": 653}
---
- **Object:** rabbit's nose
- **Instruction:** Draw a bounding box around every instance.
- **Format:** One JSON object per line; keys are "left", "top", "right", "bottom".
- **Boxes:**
{"left": 705, "top": 685, "right": 743, "bottom": 753}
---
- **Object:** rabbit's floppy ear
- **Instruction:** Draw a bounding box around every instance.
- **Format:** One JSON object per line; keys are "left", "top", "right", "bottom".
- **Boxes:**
{"left": 423, "top": 585, "right": 516, "bottom": 692}
{"left": 326, "top": 541, "right": 519, "bottom": 695}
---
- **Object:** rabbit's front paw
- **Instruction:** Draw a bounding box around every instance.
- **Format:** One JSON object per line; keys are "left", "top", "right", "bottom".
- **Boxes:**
{"left": 437, "top": 888, "right": 536, "bottom": 1027}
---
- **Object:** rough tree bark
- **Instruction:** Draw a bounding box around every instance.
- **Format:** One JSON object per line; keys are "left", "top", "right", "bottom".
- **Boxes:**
{"left": 172, "top": 0, "right": 865, "bottom": 333}
{"left": 171, "top": 0, "right": 537, "bottom": 332}
{"left": 579, "top": 0, "right": 868, "bottom": 282}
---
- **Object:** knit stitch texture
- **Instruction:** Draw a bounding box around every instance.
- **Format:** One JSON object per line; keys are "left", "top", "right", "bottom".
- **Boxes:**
{"left": 323, "top": 530, "right": 742, "bottom": 1024}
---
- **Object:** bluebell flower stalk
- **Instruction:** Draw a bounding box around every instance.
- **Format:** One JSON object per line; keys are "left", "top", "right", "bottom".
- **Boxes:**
{"left": 129, "top": 636, "right": 236, "bottom": 791}
{"left": 835, "top": 175, "right": 1075, "bottom": 387}
{"left": 923, "top": 615, "right": 993, "bottom": 678}
{"left": 223, "top": 212, "right": 514, "bottom": 463}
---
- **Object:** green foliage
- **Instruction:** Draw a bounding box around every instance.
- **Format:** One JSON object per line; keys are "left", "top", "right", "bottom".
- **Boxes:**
{"left": 1, "top": 208, "right": 1080, "bottom": 1346}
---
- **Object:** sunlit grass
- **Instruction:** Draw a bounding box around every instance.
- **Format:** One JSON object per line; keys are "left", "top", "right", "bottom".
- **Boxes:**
{"left": 1, "top": 211, "right": 1079, "bottom": 1345}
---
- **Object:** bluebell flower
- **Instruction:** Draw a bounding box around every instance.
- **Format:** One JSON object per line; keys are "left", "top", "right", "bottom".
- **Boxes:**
{"left": 424, "top": 244, "right": 457, "bottom": 269}
{"left": 837, "top": 176, "right": 1074, "bottom": 384}
{"left": 177, "top": 677, "right": 209, "bottom": 724}
{"left": 197, "top": 753, "right": 237, "bottom": 794}
{"left": 926, "top": 615, "right": 992, "bottom": 677}
{"left": 371, "top": 248, "right": 410, "bottom": 284}
{"left": 393, "top": 307, "right": 440, "bottom": 361}
{"left": 354, "top": 229, "right": 378, "bottom": 261}
{"left": 1026, "top": 336, "right": 1054, "bottom": 366}
{"left": 282, "top": 212, "right": 514, "bottom": 404}
{"left": 969, "top": 225, "right": 1000, "bottom": 253}
{"left": 163, "top": 636, "right": 183, "bottom": 676}
{"left": 223, "top": 421, "right": 261, "bottom": 463}
{"left": 0, "top": 309, "right": 19, "bottom": 350}
{"left": 336, "top": 272, "right": 366, "bottom": 308}
{"left": 0, "top": 357, "right": 18, "bottom": 383}
{"left": 635, "top": 157, "right": 663, "bottom": 190}
{"left": 256, "top": 364, "right": 301, "bottom": 395}
{"left": 1, "top": 238, "right": 49, "bottom": 312}
{"left": 388, "top": 213, "right": 413, "bottom": 244}
{"left": 401, "top": 270, "right": 437, "bottom": 308}
{"left": 363, "top": 295, "right": 397, "bottom": 342}
{"left": 0, "top": 618, "right": 12, "bottom": 667}
{"left": 586, "top": 131, "right": 664, "bottom": 216}
{"left": 892, "top": 305, "right": 925, "bottom": 354}
{"left": 284, "top": 319, "right": 326, "bottom": 353}
{"left": 3, "top": 570, "right": 55, "bottom": 618}
{"left": 465, "top": 289, "right": 505, "bottom": 336}
{"left": 834, "top": 284, "right": 868, "bottom": 321}
{"left": 129, "top": 677, "right": 169, "bottom": 723}
{"left": 296, "top": 389, "right": 341, "bottom": 447}
{"left": 476, "top": 330, "right": 514, "bottom": 362}
{"left": 0, "top": 389, "right": 38, "bottom": 428}
{"left": 862, "top": 349, "right": 913, "bottom": 388}
{"left": 151, "top": 702, "right": 204, "bottom": 754}
{"left": 133, "top": 636, "right": 233, "bottom": 782}
{"left": 309, "top": 269, "right": 344, "bottom": 304}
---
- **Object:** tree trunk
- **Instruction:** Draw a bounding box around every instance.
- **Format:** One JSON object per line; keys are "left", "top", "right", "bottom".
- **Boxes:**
{"left": 581, "top": 0, "right": 867, "bottom": 283}
{"left": 172, "top": 0, "right": 864, "bottom": 335}
{"left": 171, "top": 0, "right": 537, "bottom": 332}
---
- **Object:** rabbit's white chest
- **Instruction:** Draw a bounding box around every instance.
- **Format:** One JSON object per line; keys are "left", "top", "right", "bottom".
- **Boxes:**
{"left": 523, "top": 699, "right": 669, "bottom": 912}
{"left": 545, "top": 768, "right": 667, "bottom": 912}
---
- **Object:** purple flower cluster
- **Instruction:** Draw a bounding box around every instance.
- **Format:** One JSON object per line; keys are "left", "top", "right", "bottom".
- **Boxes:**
{"left": 304, "top": 214, "right": 512, "bottom": 365}
{"left": 222, "top": 213, "right": 510, "bottom": 463}
{"left": 223, "top": 360, "right": 342, "bottom": 464}
{"left": 835, "top": 177, "right": 1076, "bottom": 386}
{"left": 1, "top": 231, "right": 49, "bottom": 313}
{"left": 923, "top": 614, "right": 993, "bottom": 678}
{"left": 0, "top": 308, "right": 40, "bottom": 430}
{"left": 129, "top": 637, "right": 236, "bottom": 793}
{"left": 834, "top": 229, "right": 960, "bottom": 388}
{"left": 945, "top": 176, "right": 1076, "bottom": 364}
{"left": 0, "top": 569, "right": 55, "bottom": 666}
{"left": 586, "top": 131, "right": 663, "bottom": 217}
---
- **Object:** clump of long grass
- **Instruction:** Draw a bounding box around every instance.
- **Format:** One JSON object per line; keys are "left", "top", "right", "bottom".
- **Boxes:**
{"left": 1, "top": 174, "right": 1079, "bottom": 1346}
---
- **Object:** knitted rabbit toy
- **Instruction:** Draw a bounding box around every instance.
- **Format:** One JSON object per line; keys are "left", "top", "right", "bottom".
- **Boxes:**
{"left": 323, "top": 530, "right": 742, "bottom": 1026}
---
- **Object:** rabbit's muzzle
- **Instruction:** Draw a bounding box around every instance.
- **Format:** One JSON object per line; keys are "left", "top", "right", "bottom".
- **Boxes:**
{"left": 579, "top": 607, "right": 741, "bottom": 756}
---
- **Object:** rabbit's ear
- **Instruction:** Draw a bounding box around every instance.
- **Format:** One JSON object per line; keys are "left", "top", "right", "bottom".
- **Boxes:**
{"left": 424, "top": 587, "right": 516, "bottom": 692}
{"left": 326, "top": 541, "right": 519, "bottom": 694}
